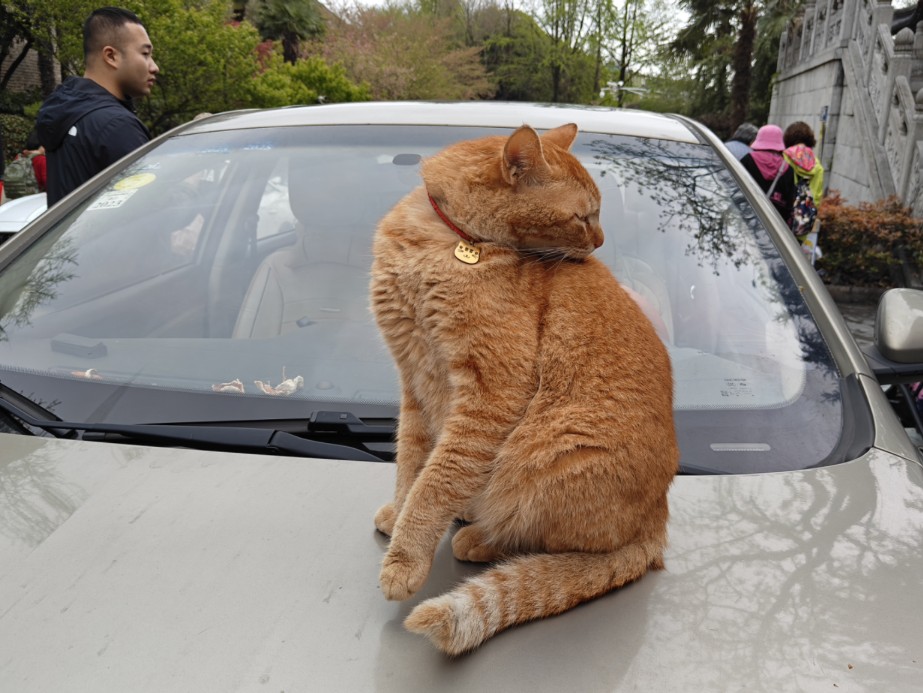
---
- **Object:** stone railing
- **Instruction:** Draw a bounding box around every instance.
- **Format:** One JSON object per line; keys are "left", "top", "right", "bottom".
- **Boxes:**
{"left": 778, "top": 0, "right": 923, "bottom": 215}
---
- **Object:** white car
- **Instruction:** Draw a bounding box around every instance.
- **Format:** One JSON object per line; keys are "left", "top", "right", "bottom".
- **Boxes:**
{"left": 0, "top": 191, "right": 46, "bottom": 242}
{"left": 0, "top": 103, "right": 922, "bottom": 691}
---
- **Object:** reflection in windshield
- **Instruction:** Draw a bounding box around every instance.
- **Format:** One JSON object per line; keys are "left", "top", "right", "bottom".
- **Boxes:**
{"left": 0, "top": 236, "right": 77, "bottom": 342}
{"left": 589, "top": 137, "right": 762, "bottom": 274}
{"left": 0, "top": 125, "right": 852, "bottom": 474}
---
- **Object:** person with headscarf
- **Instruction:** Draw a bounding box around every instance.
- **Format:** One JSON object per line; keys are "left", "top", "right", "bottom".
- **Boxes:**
{"left": 740, "top": 124, "right": 796, "bottom": 225}
{"left": 782, "top": 121, "right": 824, "bottom": 207}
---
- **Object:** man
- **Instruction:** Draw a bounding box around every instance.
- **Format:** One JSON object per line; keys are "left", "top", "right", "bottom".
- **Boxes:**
{"left": 36, "top": 7, "right": 158, "bottom": 206}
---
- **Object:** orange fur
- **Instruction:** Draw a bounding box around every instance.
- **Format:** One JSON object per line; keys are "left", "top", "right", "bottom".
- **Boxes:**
{"left": 370, "top": 124, "right": 678, "bottom": 655}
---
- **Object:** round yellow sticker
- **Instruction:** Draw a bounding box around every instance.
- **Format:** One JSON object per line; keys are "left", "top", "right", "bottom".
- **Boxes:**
{"left": 113, "top": 173, "right": 156, "bottom": 190}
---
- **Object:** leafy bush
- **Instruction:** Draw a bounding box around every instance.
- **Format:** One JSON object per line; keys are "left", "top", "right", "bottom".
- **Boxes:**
{"left": 0, "top": 114, "right": 35, "bottom": 164}
{"left": 816, "top": 191, "right": 923, "bottom": 288}
{"left": 246, "top": 50, "right": 370, "bottom": 108}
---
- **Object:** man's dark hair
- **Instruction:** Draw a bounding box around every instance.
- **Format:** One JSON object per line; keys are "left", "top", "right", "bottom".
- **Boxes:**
{"left": 783, "top": 121, "right": 816, "bottom": 149}
{"left": 83, "top": 7, "right": 144, "bottom": 59}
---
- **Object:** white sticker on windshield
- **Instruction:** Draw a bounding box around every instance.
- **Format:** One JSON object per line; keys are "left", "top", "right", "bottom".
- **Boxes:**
{"left": 719, "top": 378, "right": 754, "bottom": 399}
{"left": 88, "top": 189, "right": 137, "bottom": 210}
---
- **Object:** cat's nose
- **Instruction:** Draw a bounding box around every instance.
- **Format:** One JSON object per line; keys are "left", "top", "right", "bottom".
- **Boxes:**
{"left": 591, "top": 227, "right": 604, "bottom": 248}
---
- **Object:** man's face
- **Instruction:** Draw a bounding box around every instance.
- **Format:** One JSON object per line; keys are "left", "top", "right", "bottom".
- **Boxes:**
{"left": 114, "top": 22, "right": 158, "bottom": 99}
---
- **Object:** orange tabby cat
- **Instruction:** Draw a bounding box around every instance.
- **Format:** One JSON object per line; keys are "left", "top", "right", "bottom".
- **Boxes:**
{"left": 370, "top": 123, "right": 678, "bottom": 655}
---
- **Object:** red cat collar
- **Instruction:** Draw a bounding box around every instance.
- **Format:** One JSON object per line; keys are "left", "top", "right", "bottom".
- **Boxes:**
{"left": 428, "top": 194, "right": 475, "bottom": 243}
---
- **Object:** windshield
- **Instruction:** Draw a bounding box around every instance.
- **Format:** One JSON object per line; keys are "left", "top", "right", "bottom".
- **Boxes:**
{"left": 0, "top": 124, "right": 848, "bottom": 474}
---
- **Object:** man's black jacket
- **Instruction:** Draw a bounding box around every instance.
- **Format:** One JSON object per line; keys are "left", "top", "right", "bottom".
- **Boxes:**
{"left": 36, "top": 77, "right": 151, "bottom": 206}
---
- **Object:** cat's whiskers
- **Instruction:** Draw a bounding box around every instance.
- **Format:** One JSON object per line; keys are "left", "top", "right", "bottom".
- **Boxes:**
{"left": 517, "top": 247, "right": 590, "bottom": 268}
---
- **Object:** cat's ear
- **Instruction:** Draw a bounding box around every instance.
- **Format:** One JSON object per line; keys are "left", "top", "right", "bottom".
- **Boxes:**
{"left": 542, "top": 123, "right": 579, "bottom": 151}
{"left": 502, "top": 125, "right": 550, "bottom": 185}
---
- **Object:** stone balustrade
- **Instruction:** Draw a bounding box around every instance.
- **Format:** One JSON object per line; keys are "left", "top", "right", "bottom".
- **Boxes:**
{"left": 772, "top": 0, "right": 923, "bottom": 215}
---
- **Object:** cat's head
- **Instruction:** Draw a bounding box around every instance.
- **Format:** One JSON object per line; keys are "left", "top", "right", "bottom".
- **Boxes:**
{"left": 422, "top": 124, "right": 603, "bottom": 259}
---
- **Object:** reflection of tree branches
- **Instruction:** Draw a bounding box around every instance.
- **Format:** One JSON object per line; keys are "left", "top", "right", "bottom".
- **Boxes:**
{"left": 588, "top": 137, "right": 761, "bottom": 275}
{"left": 768, "top": 245, "right": 837, "bottom": 370}
{"left": 589, "top": 134, "right": 846, "bottom": 391}
{"left": 0, "top": 237, "right": 78, "bottom": 342}
{"left": 0, "top": 448, "right": 83, "bottom": 548}
{"left": 658, "top": 461, "right": 923, "bottom": 689}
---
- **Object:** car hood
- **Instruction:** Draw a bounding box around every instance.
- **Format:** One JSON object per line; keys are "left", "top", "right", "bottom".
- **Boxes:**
{"left": 1, "top": 434, "right": 921, "bottom": 691}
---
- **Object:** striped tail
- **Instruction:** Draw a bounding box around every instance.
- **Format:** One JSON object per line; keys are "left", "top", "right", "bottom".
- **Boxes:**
{"left": 404, "top": 542, "right": 664, "bottom": 656}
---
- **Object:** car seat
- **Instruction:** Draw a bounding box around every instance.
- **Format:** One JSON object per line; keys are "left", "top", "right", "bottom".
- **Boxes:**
{"left": 232, "top": 158, "right": 370, "bottom": 339}
{"left": 596, "top": 180, "right": 675, "bottom": 344}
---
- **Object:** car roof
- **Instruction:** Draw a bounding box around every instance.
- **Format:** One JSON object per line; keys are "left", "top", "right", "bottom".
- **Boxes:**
{"left": 183, "top": 101, "right": 701, "bottom": 143}
{"left": 0, "top": 193, "right": 47, "bottom": 234}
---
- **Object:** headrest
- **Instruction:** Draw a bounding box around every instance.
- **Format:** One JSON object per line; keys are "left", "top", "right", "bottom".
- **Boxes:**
{"left": 287, "top": 155, "right": 345, "bottom": 229}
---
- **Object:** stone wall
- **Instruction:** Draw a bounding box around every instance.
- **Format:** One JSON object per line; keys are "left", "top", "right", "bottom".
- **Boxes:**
{"left": 771, "top": 0, "right": 923, "bottom": 215}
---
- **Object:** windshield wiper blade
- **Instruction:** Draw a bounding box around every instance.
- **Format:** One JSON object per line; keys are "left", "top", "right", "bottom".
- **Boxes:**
{"left": 0, "top": 394, "right": 386, "bottom": 462}
{"left": 81, "top": 424, "right": 386, "bottom": 461}
{"left": 309, "top": 410, "right": 395, "bottom": 438}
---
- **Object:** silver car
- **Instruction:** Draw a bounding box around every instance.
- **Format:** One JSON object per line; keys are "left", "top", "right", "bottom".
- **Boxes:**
{"left": 0, "top": 191, "right": 47, "bottom": 243}
{"left": 1, "top": 102, "right": 922, "bottom": 691}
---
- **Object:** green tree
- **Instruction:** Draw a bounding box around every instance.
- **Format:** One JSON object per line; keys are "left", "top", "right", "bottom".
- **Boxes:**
{"left": 587, "top": 0, "right": 616, "bottom": 97}
{"left": 538, "top": 0, "right": 593, "bottom": 102}
{"left": 0, "top": 4, "right": 35, "bottom": 96}
{"left": 729, "top": 0, "right": 757, "bottom": 126}
{"left": 749, "top": 0, "right": 802, "bottom": 123}
{"left": 481, "top": 6, "right": 554, "bottom": 101}
{"left": 671, "top": 0, "right": 737, "bottom": 129}
{"left": 313, "top": 4, "right": 495, "bottom": 100}
{"left": 138, "top": 0, "right": 265, "bottom": 131}
{"left": 596, "top": 0, "right": 675, "bottom": 108}
{"left": 1, "top": 0, "right": 99, "bottom": 99}
{"left": 672, "top": 0, "right": 803, "bottom": 133}
{"left": 141, "top": 0, "right": 367, "bottom": 131}
{"left": 245, "top": 52, "right": 370, "bottom": 107}
{"left": 246, "top": 0, "right": 325, "bottom": 64}
{"left": 4, "top": 0, "right": 365, "bottom": 134}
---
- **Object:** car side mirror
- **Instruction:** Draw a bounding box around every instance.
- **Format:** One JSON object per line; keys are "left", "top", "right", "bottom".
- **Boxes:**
{"left": 864, "top": 288, "right": 923, "bottom": 384}
{"left": 877, "top": 288, "right": 923, "bottom": 362}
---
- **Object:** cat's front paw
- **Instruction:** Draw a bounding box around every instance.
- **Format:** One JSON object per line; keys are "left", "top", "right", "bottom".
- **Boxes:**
{"left": 374, "top": 503, "right": 397, "bottom": 537}
{"left": 379, "top": 548, "right": 430, "bottom": 601}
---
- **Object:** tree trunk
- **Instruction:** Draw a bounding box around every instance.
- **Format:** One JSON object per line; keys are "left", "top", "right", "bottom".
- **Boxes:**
{"left": 282, "top": 31, "right": 299, "bottom": 65}
{"left": 730, "top": 1, "right": 757, "bottom": 126}
{"left": 38, "top": 39, "right": 57, "bottom": 97}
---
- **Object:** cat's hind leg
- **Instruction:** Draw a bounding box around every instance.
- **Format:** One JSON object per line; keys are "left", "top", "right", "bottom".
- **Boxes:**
{"left": 452, "top": 524, "right": 505, "bottom": 563}
{"left": 374, "top": 504, "right": 399, "bottom": 537}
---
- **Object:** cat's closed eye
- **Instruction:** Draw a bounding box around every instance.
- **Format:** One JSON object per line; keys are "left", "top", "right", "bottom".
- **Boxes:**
{"left": 574, "top": 212, "right": 600, "bottom": 226}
